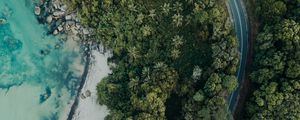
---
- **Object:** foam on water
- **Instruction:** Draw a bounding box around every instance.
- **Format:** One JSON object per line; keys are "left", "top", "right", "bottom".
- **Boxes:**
{"left": 0, "top": 0, "right": 84, "bottom": 119}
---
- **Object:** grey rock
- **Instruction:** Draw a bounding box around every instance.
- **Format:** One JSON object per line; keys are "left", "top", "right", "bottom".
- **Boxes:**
{"left": 85, "top": 90, "right": 91, "bottom": 97}
{"left": 53, "top": 11, "right": 65, "bottom": 17}
{"left": 75, "top": 23, "right": 81, "bottom": 29}
{"left": 65, "top": 24, "right": 70, "bottom": 31}
{"left": 53, "top": 30, "right": 58, "bottom": 35}
{"left": 55, "top": 44, "right": 61, "bottom": 49}
{"left": 58, "top": 25, "right": 63, "bottom": 32}
{"left": 52, "top": 1, "right": 59, "bottom": 10}
{"left": 66, "top": 21, "right": 75, "bottom": 25}
{"left": 65, "top": 15, "right": 72, "bottom": 20}
{"left": 0, "top": 18, "right": 7, "bottom": 24}
{"left": 71, "top": 13, "right": 77, "bottom": 19}
{"left": 83, "top": 28, "right": 89, "bottom": 35}
{"left": 60, "top": 5, "right": 67, "bottom": 12}
{"left": 80, "top": 93, "right": 86, "bottom": 99}
{"left": 71, "top": 27, "right": 78, "bottom": 35}
{"left": 35, "top": 6, "right": 41, "bottom": 15}
{"left": 46, "top": 15, "right": 53, "bottom": 24}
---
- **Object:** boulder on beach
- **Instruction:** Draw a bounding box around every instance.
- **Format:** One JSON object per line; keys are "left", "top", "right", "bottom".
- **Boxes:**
{"left": 80, "top": 93, "right": 86, "bottom": 99}
{"left": 85, "top": 90, "right": 91, "bottom": 97}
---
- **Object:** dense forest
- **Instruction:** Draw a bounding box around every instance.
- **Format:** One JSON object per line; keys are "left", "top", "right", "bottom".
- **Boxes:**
{"left": 66, "top": 0, "right": 240, "bottom": 119}
{"left": 244, "top": 0, "right": 300, "bottom": 119}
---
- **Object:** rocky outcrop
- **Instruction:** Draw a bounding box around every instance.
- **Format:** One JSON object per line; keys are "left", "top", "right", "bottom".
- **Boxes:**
{"left": 34, "top": 6, "right": 41, "bottom": 15}
{"left": 34, "top": 0, "right": 94, "bottom": 39}
{"left": 0, "top": 18, "right": 7, "bottom": 24}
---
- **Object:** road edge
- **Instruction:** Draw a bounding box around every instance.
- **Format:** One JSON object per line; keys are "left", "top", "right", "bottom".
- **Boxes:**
{"left": 232, "top": 0, "right": 260, "bottom": 119}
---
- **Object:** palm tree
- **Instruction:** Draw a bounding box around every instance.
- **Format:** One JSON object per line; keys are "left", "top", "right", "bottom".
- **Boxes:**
{"left": 154, "top": 62, "right": 166, "bottom": 69}
{"left": 129, "top": 77, "right": 139, "bottom": 91}
{"left": 161, "top": 3, "right": 171, "bottom": 15}
{"left": 173, "top": 2, "right": 183, "bottom": 13}
{"left": 128, "top": 47, "right": 140, "bottom": 60}
{"left": 192, "top": 66, "right": 202, "bottom": 80}
{"left": 171, "top": 49, "right": 180, "bottom": 59}
{"left": 142, "top": 25, "right": 152, "bottom": 36}
{"left": 172, "top": 35, "right": 184, "bottom": 48}
{"left": 193, "top": 3, "right": 202, "bottom": 13}
{"left": 128, "top": 4, "right": 137, "bottom": 12}
{"left": 142, "top": 67, "right": 151, "bottom": 80}
{"left": 185, "top": 0, "right": 195, "bottom": 4}
{"left": 137, "top": 13, "right": 145, "bottom": 23}
{"left": 149, "top": 9, "right": 156, "bottom": 19}
{"left": 172, "top": 13, "right": 183, "bottom": 27}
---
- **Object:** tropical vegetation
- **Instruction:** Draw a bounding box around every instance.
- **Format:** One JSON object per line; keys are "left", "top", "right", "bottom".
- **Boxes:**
{"left": 66, "top": 0, "right": 240, "bottom": 119}
{"left": 244, "top": 0, "right": 300, "bottom": 119}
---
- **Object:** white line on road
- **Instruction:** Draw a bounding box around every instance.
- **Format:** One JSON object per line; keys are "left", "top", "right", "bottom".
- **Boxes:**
{"left": 229, "top": 0, "right": 244, "bottom": 108}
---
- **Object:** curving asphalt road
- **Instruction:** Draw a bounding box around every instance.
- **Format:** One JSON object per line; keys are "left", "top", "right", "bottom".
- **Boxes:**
{"left": 227, "top": 0, "right": 249, "bottom": 112}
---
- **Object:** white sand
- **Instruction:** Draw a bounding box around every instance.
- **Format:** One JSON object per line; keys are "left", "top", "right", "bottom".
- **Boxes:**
{"left": 72, "top": 50, "right": 111, "bottom": 120}
{"left": 59, "top": 36, "right": 85, "bottom": 120}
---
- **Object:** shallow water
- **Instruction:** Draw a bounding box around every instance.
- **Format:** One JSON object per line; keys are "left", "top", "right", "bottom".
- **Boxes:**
{"left": 0, "top": 0, "right": 84, "bottom": 119}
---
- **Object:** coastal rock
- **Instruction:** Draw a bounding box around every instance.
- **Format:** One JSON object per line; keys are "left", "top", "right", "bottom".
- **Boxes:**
{"left": 65, "top": 15, "right": 72, "bottom": 20}
{"left": 52, "top": 1, "right": 59, "bottom": 10}
{"left": 58, "top": 25, "right": 63, "bottom": 32}
{"left": 46, "top": 15, "right": 53, "bottom": 24}
{"left": 40, "top": 49, "right": 50, "bottom": 56}
{"left": 71, "top": 13, "right": 77, "bottom": 20}
{"left": 85, "top": 90, "right": 91, "bottom": 97}
{"left": 55, "top": 19, "right": 63, "bottom": 27}
{"left": 60, "top": 5, "right": 67, "bottom": 12}
{"left": 35, "top": 6, "right": 41, "bottom": 15}
{"left": 65, "top": 24, "right": 70, "bottom": 31}
{"left": 53, "top": 29, "right": 58, "bottom": 35}
{"left": 40, "top": 0, "right": 45, "bottom": 5}
{"left": 53, "top": 11, "right": 65, "bottom": 17}
{"left": 0, "top": 18, "right": 7, "bottom": 24}
{"left": 75, "top": 18, "right": 80, "bottom": 22}
{"left": 55, "top": 44, "right": 61, "bottom": 49}
{"left": 66, "top": 21, "right": 75, "bottom": 26}
{"left": 83, "top": 28, "right": 90, "bottom": 35}
{"left": 80, "top": 93, "right": 86, "bottom": 99}
{"left": 71, "top": 27, "right": 79, "bottom": 35}
{"left": 75, "top": 23, "right": 81, "bottom": 30}
{"left": 65, "top": 21, "right": 75, "bottom": 31}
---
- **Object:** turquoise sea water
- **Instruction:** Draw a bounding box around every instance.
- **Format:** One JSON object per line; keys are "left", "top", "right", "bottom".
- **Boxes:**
{"left": 0, "top": 0, "right": 84, "bottom": 119}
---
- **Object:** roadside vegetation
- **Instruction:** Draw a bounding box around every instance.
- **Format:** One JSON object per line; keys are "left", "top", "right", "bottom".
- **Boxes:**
{"left": 244, "top": 0, "right": 300, "bottom": 119}
{"left": 65, "top": 0, "right": 240, "bottom": 119}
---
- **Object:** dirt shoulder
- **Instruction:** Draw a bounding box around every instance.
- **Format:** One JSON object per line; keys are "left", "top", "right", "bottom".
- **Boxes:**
{"left": 233, "top": 0, "right": 260, "bottom": 119}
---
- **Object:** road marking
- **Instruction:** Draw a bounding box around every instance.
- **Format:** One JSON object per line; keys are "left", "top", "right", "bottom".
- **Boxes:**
{"left": 228, "top": 0, "right": 245, "bottom": 110}
{"left": 235, "top": 0, "right": 243, "bottom": 84}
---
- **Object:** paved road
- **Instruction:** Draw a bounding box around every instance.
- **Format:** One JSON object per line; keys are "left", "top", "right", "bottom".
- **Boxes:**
{"left": 227, "top": 0, "right": 249, "bottom": 112}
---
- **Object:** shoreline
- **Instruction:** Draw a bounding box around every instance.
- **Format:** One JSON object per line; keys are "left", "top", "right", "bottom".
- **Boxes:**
{"left": 34, "top": 0, "right": 110, "bottom": 119}
{"left": 67, "top": 46, "right": 91, "bottom": 120}
{"left": 71, "top": 50, "right": 111, "bottom": 120}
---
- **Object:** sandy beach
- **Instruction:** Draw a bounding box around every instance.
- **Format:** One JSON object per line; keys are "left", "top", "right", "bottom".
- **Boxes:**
{"left": 71, "top": 49, "right": 111, "bottom": 120}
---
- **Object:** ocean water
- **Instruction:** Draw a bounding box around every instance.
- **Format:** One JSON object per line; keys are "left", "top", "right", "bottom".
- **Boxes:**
{"left": 0, "top": 0, "right": 84, "bottom": 119}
